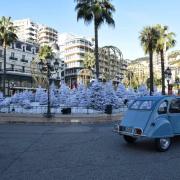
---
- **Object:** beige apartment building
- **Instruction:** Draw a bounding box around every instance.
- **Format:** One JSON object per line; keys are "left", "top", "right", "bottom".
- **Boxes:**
{"left": 128, "top": 51, "right": 180, "bottom": 88}
{"left": 58, "top": 33, "right": 93, "bottom": 87}
{"left": 38, "top": 25, "right": 58, "bottom": 46}
{"left": 13, "top": 19, "right": 38, "bottom": 43}
{"left": 14, "top": 19, "right": 58, "bottom": 46}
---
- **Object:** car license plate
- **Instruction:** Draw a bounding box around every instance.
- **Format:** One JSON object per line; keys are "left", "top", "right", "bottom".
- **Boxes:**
{"left": 120, "top": 126, "right": 133, "bottom": 133}
{"left": 126, "top": 127, "right": 132, "bottom": 133}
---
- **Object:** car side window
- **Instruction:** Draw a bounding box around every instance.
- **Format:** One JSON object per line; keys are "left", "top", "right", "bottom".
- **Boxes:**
{"left": 169, "top": 99, "right": 180, "bottom": 113}
{"left": 158, "top": 100, "right": 168, "bottom": 114}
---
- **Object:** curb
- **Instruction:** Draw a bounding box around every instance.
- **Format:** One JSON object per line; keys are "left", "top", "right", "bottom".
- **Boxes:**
{"left": 0, "top": 113, "right": 123, "bottom": 124}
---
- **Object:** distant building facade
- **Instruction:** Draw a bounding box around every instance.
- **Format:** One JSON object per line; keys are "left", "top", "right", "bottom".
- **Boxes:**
{"left": 0, "top": 40, "right": 65, "bottom": 96}
{"left": 127, "top": 57, "right": 149, "bottom": 87}
{"left": 0, "top": 41, "right": 39, "bottom": 95}
{"left": 13, "top": 19, "right": 38, "bottom": 43}
{"left": 38, "top": 25, "right": 58, "bottom": 46}
{"left": 98, "top": 46, "right": 127, "bottom": 83}
{"left": 168, "top": 51, "right": 180, "bottom": 82}
{"left": 14, "top": 19, "right": 58, "bottom": 46}
{"left": 58, "top": 33, "right": 93, "bottom": 88}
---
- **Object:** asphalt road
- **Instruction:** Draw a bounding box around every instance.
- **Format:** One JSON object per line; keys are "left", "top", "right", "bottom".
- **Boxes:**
{"left": 0, "top": 123, "right": 180, "bottom": 180}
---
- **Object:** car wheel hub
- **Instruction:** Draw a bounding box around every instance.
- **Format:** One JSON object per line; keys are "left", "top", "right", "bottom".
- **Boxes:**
{"left": 160, "top": 138, "right": 170, "bottom": 149}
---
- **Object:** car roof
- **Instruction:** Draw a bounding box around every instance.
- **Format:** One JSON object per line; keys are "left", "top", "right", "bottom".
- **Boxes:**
{"left": 136, "top": 95, "right": 179, "bottom": 101}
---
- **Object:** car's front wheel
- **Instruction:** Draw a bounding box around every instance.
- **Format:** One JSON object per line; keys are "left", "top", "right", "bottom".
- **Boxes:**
{"left": 123, "top": 135, "right": 137, "bottom": 143}
{"left": 155, "top": 137, "right": 171, "bottom": 152}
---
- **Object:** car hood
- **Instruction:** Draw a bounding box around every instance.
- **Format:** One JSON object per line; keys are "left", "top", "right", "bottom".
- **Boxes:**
{"left": 121, "top": 110, "right": 152, "bottom": 130}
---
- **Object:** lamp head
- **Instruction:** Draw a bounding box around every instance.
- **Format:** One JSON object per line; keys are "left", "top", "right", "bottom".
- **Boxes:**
{"left": 38, "top": 59, "right": 44, "bottom": 71}
{"left": 54, "top": 59, "right": 59, "bottom": 72}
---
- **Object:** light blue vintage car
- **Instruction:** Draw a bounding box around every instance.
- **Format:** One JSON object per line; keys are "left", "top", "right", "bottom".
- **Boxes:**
{"left": 114, "top": 96, "right": 180, "bottom": 151}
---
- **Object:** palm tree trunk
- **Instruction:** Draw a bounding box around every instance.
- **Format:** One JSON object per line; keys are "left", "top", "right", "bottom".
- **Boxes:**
{"left": 149, "top": 50, "right": 154, "bottom": 96}
{"left": 3, "top": 46, "right": 6, "bottom": 96}
{"left": 94, "top": 19, "right": 99, "bottom": 79}
{"left": 160, "top": 50, "right": 165, "bottom": 95}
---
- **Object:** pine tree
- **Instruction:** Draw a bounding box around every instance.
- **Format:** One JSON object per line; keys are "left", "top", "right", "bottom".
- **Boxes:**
{"left": 58, "top": 83, "right": 70, "bottom": 106}
{"left": 39, "top": 91, "right": 48, "bottom": 105}
{"left": 0, "top": 92, "right": 4, "bottom": 102}
{"left": 35, "top": 86, "right": 45, "bottom": 102}
{"left": 116, "top": 83, "right": 127, "bottom": 99}
{"left": 50, "top": 89, "right": 59, "bottom": 107}
{"left": 104, "top": 82, "right": 122, "bottom": 108}
{"left": 68, "top": 88, "right": 78, "bottom": 107}
{"left": 88, "top": 80, "right": 105, "bottom": 110}
{"left": 137, "top": 84, "right": 149, "bottom": 97}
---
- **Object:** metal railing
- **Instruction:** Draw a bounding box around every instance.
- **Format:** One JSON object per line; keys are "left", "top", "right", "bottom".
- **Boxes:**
{"left": 0, "top": 104, "right": 128, "bottom": 115}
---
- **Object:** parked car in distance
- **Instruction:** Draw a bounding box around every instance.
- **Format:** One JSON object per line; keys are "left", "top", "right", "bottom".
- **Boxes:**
{"left": 114, "top": 96, "right": 180, "bottom": 152}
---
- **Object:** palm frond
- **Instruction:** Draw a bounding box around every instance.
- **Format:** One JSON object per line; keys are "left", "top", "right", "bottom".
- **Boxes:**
{"left": 0, "top": 16, "right": 18, "bottom": 47}
{"left": 38, "top": 45, "right": 54, "bottom": 60}
{"left": 75, "top": 0, "right": 115, "bottom": 28}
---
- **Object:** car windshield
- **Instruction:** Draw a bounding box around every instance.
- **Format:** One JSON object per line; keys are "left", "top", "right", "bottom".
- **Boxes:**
{"left": 130, "top": 100, "right": 155, "bottom": 110}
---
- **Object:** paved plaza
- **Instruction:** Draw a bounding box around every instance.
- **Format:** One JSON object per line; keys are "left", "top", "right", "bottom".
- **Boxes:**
{"left": 0, "top": 123, "right": 180, "bottom": 180}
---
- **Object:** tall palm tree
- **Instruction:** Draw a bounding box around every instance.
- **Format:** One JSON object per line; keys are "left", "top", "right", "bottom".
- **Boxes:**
{"left": 75, "top": 0, "right": 115, "bottom": 79}
{"left": 38, "top": 45, "right": 54, "bottom": 60}
{"left": 139, "top": 26, "right": 160, "bottom": 95}
{"left": 38, "top": 45, "right": 54, "bottom": 118}
{"left": 31, "top": 45, "right": 54, "bottom": 88}
{"left": 155, "top": 24, "right": 176, "bottom": 95}
{"left": 0, "top": 16, "right": 17, "bottom": 96}
{"left": 38, "top": 45, "right": 54, "bottom": 87}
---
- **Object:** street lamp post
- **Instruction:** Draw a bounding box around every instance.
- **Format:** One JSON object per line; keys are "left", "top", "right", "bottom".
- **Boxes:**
{"left": 38, "top": 58, "right": 59, "bottom": 118}
{"left": 164, "top": 67, "right": 172, "bottom": 95}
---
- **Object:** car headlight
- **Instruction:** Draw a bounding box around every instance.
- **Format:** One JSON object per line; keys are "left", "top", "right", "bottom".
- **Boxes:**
{"left": 134, "top": 128, "right": 143, "bottom": 135}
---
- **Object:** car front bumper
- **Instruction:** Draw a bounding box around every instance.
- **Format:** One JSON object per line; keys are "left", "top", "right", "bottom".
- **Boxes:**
{"left": 113, "top": 124, "right": 146, "bottom": 137}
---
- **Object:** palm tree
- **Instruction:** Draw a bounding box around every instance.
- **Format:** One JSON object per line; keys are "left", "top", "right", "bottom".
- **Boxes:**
{"left": 0, "top": 16, "right": 17, "bottom": 96}
{"left": 84, "top": 52, "right": 95, "bottom": 70}
{"left": 37, "top": 45, "right": 54, "bottom": 86}
{"left": 38, "top": 45, "right": 54, "bottom": 60}
{"left": 31, "top": 45, "right": 53, "bottom": 88}
{"left": 75, "top": 0, "right": 115, "bottom": 79}
{"left": 38, "top": 45, "right": 54, "bottom": 118}
{"left": 139, "top": 26, "right": 160, "bottom": 95}
{"left": 155, "top": 24, "right": 176, "bottom": 95}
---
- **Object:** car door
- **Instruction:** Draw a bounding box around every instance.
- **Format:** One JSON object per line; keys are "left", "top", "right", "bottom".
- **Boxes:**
{"left": 168, "top": 98, "right": 180, "bottom": 134}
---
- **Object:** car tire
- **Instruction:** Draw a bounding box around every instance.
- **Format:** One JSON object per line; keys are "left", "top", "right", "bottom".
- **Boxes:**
{"left": 155, "top": 137, "right": 171, "bottom": 152}
{"left": 123, "top": 135, "right": 137, "bottom": 143}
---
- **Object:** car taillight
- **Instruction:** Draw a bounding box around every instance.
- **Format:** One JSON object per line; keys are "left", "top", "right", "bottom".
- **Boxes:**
{"left": 134, "top": 128, "right": 142, "bottom": 135}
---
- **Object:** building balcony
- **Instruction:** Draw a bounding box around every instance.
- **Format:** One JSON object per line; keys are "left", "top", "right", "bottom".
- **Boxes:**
{"left": 9, "top": 56, "right": 18, "bottom": 61}
{"left": 21, "top": 59, "right": 28, "bottom": 63}
{"left": 2, "top": 68, "right": 32, "bottom": 76}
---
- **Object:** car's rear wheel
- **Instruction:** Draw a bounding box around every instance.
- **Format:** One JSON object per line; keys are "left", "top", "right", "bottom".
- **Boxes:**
{"left": 155, "top": 137, "right": 171, "bottom": 152}
{"left": 123, "top": 135, "right": 137, "bottom": 143}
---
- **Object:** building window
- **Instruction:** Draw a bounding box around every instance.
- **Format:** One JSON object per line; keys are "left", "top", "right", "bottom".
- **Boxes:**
{"left": 22, "top": 55, "right": 25, "bottom": 60}
{"left": 0, "top": 50, "right": 3, "bottom": 57}
{"left": 11, "top": 64, "right": 14, "bottom": 71}
{"left": 16, "top": 42, "right": 21, "bottom": 49}
{"left": 22, "top": 66, "right": 25, "bottom": 72}
{"left": 12, "top": 43, "right": 15, "bottom": 49}
{"left": 22, "top": 46, "right": 26, "bottom": 52}
{"left": 11, "top": 52, "right": 15, "bottom": 58}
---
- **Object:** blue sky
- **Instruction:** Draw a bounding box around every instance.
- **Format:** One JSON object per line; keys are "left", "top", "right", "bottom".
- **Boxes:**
{"left": 1, "top": 0, "right": 180, "bottom": 59}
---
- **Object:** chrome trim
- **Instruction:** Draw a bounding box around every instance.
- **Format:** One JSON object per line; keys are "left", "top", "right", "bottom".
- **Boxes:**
{"left": 113, "top": 125, "right": 146, "bottom": 137}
